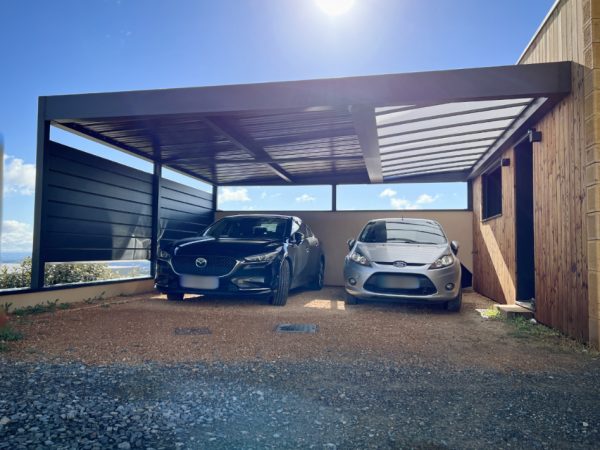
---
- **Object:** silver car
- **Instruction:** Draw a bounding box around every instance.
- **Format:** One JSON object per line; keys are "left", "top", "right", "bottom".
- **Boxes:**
{"left": 343, "top": 218, "right": 462, "bottom": 311}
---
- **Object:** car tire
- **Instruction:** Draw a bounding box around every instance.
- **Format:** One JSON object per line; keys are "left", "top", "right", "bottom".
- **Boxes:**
{"left": 345, "top": 291, "right": 358, "bottom": 305}
{"left": 446, "top": 290, "right": 462, "bottom": 312}
{"left": 167, "top": 292, "right": 184, "bottom": 301}
{"left": 309, "top": 259, "right": 325, "bottom": 290}
{"left": 271, "top": 259, "right": 291, "bottom": 306}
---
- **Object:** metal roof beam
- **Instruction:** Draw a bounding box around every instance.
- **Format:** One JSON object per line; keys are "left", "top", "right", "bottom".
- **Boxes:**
{"left": 162, "top": 154, "right": 364, "bottom": 165}
{"left": 379, "top": 126, "right": 506, "bottom": 149}
{"left": 383, "top": 158, "right": 479, "bottom": 173}
{"left": 351, "top": 105, "right": 383, "bottom": 183}
{"left": 383, "top": 169, "right": 471, "bottom": 183}
{"left": 380, "top": 136, "right": 495, "bottom": 156}
{"left": 203, "top": 117, "right": 294, "bottom": 183}
{"left": 382, "top": 152, "right": 484, "bottom": 169}
{"left": 43, "top": 62, "right": 571, "bottom": 120}
{"left": 469, "top": 96, "right": 552, "bottom": 178}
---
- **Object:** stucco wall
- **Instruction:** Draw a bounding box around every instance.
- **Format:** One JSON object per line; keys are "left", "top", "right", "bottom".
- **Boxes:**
{"left": 216, "top": 210, "right": 473, "bottom": 286}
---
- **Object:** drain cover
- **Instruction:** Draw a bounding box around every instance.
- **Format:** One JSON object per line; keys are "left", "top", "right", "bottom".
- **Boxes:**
{"left": 275, "top": 323, "right": 317, "bottom": 333}
{"left": 174, "top": 327, "right": 211, "bottom": 336}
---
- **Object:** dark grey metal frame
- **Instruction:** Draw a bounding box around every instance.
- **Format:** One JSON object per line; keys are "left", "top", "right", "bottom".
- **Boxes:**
{"left": 29, "top": 62, "right": 572, "bottom": 291}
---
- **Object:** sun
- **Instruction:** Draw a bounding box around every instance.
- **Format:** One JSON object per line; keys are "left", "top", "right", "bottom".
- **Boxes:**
{"left": 315, "top": 0, "right": 355, "bottom": 16}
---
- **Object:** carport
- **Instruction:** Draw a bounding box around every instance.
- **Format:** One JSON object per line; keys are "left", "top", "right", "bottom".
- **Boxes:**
{"left": 29, "top": 62, "right": 570, "bottom": 301}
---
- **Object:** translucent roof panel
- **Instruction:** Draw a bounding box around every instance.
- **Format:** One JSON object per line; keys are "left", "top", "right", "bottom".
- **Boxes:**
{"left": 377, "top": 98, "right": 536, "bottom": 181}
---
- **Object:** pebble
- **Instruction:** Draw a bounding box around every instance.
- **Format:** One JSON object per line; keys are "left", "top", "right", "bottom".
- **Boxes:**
{"left": 0, "top": 360, "right": 598, "bottom": 449}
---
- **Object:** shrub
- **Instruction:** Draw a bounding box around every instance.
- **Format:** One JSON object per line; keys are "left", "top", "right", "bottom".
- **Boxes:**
{"left": 0, "top": 257, "right": 119, "bottom": 290}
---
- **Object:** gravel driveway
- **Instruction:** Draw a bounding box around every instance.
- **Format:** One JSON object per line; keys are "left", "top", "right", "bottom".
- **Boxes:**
{"left": 1, "top": 288, "right": 599, "bottom": 449}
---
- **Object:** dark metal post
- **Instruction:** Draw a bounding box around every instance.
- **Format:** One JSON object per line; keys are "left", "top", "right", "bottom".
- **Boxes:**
{"left": 467, "top": 180, "right": 473, "bottom": 211}
{"left": 212, "top": 184, "right": 218, "bottom": 213}
{"left": 150, "top": 142, "right": 162, "bottom": 278}
{"left": 31, "top": 98, "right": 49, "bottom": 290}
{"left": 331, "top": 184, "right": 337, "bottom": 211}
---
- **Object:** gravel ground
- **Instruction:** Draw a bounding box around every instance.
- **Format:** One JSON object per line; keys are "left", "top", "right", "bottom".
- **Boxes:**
{"left": 1, "top": 288, "right": 600, "bottom": 448}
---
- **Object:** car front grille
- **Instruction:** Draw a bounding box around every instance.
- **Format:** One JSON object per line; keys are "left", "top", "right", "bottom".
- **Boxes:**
{"left": 171, "top": 255, "right": 238, "bottom": 276}
{"left": 364, "top": 273, "right": 437, "bottom": 296}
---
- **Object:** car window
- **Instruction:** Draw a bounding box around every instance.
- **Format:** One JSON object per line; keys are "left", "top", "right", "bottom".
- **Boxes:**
{"left": 291, "top": 219, "right": 300, "bottom": 236}
{"left": 205, "top": 217, "right": 288, "bottom": 240}
{"left": 304, "top": 224, "right": 314, "bottom": 238}
{"left": 359, "top": 220, "right": 446, "bottom": 245}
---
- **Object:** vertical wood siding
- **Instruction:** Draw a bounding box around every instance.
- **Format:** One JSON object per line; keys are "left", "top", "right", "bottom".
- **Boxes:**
{"left": 473, "top": 0, "right": 589, "bottom": 341}
{"left": 472, "top": 149, "right": 516, "bottom": 304}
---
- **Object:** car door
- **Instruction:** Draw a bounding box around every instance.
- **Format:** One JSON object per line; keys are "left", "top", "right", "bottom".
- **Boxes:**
{"left": 288, "top": 218, "right": 310, "bottom": 287}
{"left": 303, "top": 223, "right": 321, "bottom": 279}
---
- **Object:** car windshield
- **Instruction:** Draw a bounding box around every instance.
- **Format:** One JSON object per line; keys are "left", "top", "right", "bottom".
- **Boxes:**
{"left": 359, "top": 220, "right": 447, "bottom": 244}
{"left": 204, "top": 217, "right": 288, "bottom": 240}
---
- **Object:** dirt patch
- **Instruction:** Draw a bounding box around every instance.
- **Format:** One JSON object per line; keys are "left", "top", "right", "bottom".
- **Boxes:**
{"left": 3, "top": 288, "right": 597, "bottom": 371}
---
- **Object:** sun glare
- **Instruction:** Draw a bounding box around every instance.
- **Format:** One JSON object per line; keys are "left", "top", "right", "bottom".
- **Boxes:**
{"left": 315, "top": 0, "right": 355, "bottom": 16}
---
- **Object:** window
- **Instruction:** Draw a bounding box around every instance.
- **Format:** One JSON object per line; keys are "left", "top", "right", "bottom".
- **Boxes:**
{"left": 359, "top": 219, "right": 447, "bottom": 245}
{"left": 205, "top": 216, "right": 288, "bottom": 240}
{"left": 336, "top": 183, "right": 468, "bottom": 210}
{"left": 482, "top": 165, "right": 502, "bottom": 220}
{"left": 217, "top": 185, "right": 332, "bottom": 211}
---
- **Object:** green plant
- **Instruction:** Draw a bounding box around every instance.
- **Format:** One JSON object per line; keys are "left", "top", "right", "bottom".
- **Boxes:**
{"left": 57, "top": 303, "right": 71, "bottom": 310}
{"left": 0, "top": 325, "right": 23, "bottom": 342}
{"left": 12, "top": 299, "right": 60, "bottom": 317}
{"left": 479, "top": 308, "right": 502, "bottom": 319}
{"left": 0, "top": 258, "right": 119, "bottom": 290}
{"left": 2, "top": 302, "right": 12, "bottom": 314}
{"left": 508, "top": 316, "right": 561, "bottom": 339}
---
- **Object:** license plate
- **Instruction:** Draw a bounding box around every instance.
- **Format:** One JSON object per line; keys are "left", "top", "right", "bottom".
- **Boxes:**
{"left": 180, "top": 275, "right": 219, "bottom": 290}
{"left": 379, "top": 276, "right": 419, "bottom": 290}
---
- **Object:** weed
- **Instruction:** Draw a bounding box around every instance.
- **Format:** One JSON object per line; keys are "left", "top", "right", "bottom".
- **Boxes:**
{"left": 100, "top": 303, "right": 110, "bottom": 309}
{"left": 479, "top": 308, "right": 502, "bottom": 319}
{"left": 2, "top": 302, "right": 12, "bottom": 314}
{"left": 0, "top": 325, "right": 23, "bottom": 342}
{"left": 12, "top": 299, "right": 60, "bottom": 316}
{"left": 508, "top": 316, "right": 561, "bottom": 339}
{"left": 83, "top": 292, "right": 106, "bottom": 304}
{"left": 57, "top": 303, "right": 71, "bottom": 310}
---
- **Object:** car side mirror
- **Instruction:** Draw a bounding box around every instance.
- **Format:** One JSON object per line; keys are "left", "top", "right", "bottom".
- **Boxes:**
{"left": 451, "top": 240, "right": 460, "bottom": 255}
{"left": 293, "top": 232, "right": 304, "bottom": 245}
{"left": 347, "top": 238, "right": 356, "bottom": 250}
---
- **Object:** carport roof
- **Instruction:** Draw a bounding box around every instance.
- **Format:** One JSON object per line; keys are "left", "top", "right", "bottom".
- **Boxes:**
{"left": 42, "top": 62, "right": 571, "bottom": 186}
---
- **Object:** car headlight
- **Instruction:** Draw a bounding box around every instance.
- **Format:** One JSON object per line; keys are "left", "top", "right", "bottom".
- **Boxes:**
{"left": 244, "top": 250, "right": 280, "bottom": 263}
{"left": 158, "top": 249, "right": 171, "bottom": 260}
{"left": 349, "top": 250, "right": 371, "bottom": 266}
{"left": 429, "top": 254, "right": 454, "bottom": 269}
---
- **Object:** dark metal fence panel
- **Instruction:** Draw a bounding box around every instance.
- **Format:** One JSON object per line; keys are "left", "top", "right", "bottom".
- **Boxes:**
{"left": 42, "top": 141, "right": 154, "bottom": 262}
{"left": 41, "top": 141, "right": 214, "bottom": 263}
{"left": 159, "top": 177, "right": 214, "bottom": 246}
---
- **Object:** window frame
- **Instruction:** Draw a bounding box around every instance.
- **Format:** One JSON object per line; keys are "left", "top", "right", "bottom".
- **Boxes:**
{"left": 481, "top": 164, "right": 503, "bottom": 221}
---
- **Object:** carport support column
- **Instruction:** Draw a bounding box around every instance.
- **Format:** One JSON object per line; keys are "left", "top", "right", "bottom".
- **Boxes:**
{"left": 150, "top": 146, "right": 162, "bottom": 278}
{"left": 31, "top": 98, "right": 49, "bottom": 290}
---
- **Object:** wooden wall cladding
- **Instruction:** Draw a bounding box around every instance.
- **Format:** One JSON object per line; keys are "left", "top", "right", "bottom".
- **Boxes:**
{"left": 521, "top": 0, "right": 588, "bottom": 342}
{"left": 472, "top": 0, "right": 588, "bottom": 340}
{"left": 472, "top": 148, "right": 517, "bottom": 305}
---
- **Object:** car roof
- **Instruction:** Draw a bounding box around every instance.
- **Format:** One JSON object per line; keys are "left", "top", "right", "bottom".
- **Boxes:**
{"left": 223, "top": 214, "right": 293, "bottom": 220}
{"left": 368, "top": 217, "right": 442, "bottom": 226}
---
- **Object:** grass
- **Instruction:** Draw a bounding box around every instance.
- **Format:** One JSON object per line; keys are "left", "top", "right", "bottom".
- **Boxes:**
{"left": 479, "top": 308, "right": 502, "bottom": 319}
{"left": 0, "top": 324, "right": 23, "bottom": 352}
{"left": 507, "top": 316, "right": 561, "bottom": 339}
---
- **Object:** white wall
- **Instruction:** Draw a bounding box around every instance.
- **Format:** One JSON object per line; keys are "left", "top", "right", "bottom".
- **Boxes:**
{"left": 216, "top": 211, "right": 473, "bottom": 286}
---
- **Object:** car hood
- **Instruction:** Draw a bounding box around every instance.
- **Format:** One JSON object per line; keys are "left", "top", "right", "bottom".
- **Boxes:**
{"left": 357, "top": 242, "right": 450, "bottom": 264}
{"left": 170, "top": 236, "right": 283, "bottom": 258}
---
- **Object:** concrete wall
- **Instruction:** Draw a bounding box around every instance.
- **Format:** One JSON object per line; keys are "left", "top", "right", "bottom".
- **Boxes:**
{"left": 0, "top": 278, "right": 155, "bottom": 312}
{"left": 216, "top": 211, "right": 473, "bottom": 286}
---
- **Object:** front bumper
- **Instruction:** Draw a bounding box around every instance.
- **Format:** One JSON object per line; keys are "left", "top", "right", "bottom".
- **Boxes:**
{"left": 154, "top": 258, "right": 279, "bottom": 296}
{"left": 343, "top": 259, "right": 461, "bottom": 302}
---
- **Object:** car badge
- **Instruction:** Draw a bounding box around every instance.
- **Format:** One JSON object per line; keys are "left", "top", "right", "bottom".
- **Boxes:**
{"left": 393, "top": 261, "right": 407, "bottom": 268}
{"left": 195, "top": 257, "right": 208, "bottom": 269}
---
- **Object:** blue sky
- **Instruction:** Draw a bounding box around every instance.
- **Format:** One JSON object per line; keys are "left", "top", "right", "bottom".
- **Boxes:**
{"left": 0, "top": 0, "right": 554, "bottom": 251}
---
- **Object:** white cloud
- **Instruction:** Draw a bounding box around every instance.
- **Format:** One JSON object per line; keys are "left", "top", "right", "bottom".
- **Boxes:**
{"left": 4, "top": 155, "right": 36, "bottom": 196}
{"left": 260, "top": 191, "right": 267, "bottom": 200}
{"left": 390, "top": 198, "right": 420, "bottom": 210}
{"left": 1, "top": 220, "right": 33, "bottom": 252}
{"left": 218, "top": 187, "right": 251, "bottom": 203}
{"left": 295, "top": 193, "right": 315, "bottom": 203}
{"left": 415, "top": 193, "right": 440, "bottom": 205}
{"left": 379, "top": 188, "right": 397, "bottom": 198}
